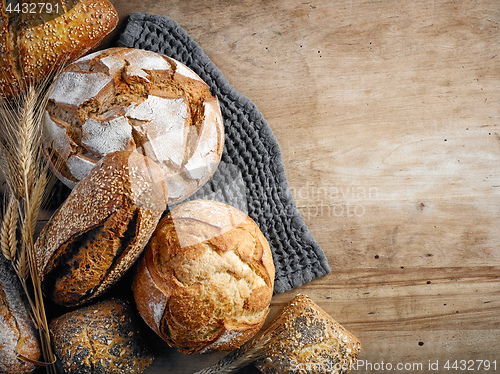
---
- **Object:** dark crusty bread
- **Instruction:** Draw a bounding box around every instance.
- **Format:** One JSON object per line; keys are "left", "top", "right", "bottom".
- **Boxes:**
{"left": 0, "top": 0, "right": 118, "bottom": 98}
{"left": 35, "top": 150, "right": 167, "bottom": 307}
{"left": 43, "top": 47, "right": 225, "bottom": 204}
{"left": 254, "top": 294, "right": 361, "bottom": 374}
{"left": 133, "top": 199, "right": 275, "bottom": 354}
{"left": 0, "top": 256, "right": 40, "bottom": 374}
{"left": 49, "top": 298, "right": 153, "bottom": 374}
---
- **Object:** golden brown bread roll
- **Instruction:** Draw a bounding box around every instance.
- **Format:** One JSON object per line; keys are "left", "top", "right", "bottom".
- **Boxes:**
{"left": 42, "top": 47, "right": 225, "bottom": 204}
{"left": 49, "top": 298, "right": 153, "bottom": 374}
{"left": 194, "top": 294, "right": 361, "bottom": 374}
{"left": 0, "top": 0, "right": 118, "bottom": 98}
{"left": 35, "top": 150, "right": 167, "bottom": 307}
{"left": 133, "top": 199, "right": 275, "bottom": 354}
{"left": 0, "top": 256, "right": 40, "bottom": 374}
{"left": 255, "top": 294, "right": 361, "bottom": 374}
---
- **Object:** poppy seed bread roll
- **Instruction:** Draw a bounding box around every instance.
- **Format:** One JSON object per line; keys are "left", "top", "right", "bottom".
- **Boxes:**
{"left": 133, "top": 200, "right": 275, "bottom": 354}
{"left": 255, "top": 294, "right": 361, "bottom": 374}
{"left": 49, "top": 298, "right": 153, "bottom": 374}
{"left": 0, "top": 0, "right": 118, "bottom": 98}
{"left": 42, "top": 47, "right": 225, "bottom": 204}
{"left": 35, "top": 150, "right": 168, "bottom": 307}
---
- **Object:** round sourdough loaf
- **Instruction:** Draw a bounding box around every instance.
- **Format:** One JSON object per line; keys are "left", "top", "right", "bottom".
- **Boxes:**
{"left": 133, "top": 200, "right": 275, "bottom": 354}
{"left": 0, "top": 0, "right": 118, "bottom": 98}
{"left": 43, "top": 47, "right": 224, "bottom": 204}
{"left": 35, "top": 150, "right": 168, "bottom": 307}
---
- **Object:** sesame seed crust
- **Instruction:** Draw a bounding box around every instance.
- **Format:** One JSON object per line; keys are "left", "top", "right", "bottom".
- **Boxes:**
{"left": 0, "top": 0, "right": 118, "bottom": 98}
{"left": 35, "top": 150, "right": 168, "bottom": 307}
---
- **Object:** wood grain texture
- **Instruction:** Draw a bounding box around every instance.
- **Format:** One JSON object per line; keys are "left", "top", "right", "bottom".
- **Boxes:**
{"left": 107, "top": 0, "right": 499, "bottom": 372}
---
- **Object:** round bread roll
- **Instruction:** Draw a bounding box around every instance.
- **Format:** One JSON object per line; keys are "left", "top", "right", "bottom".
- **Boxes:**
{"left": 254, "top": 294, "right": 361, "bottom": 374}
{"left": 0, "top": 0, "right": 118, "bottom": 98}
{"left": 133, "top": 200, "right": 275, "bottom": 354}
{"left": 50, "top": 298, "right": 153, "bottom": 374}
{"left": 43, "top": 47, "right": 224, "bottom": 204}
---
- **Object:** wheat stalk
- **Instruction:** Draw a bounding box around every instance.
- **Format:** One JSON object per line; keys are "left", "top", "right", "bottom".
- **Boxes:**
{"left": 0, "top": 71, "right": 64, "bottom": 374}
{"left": 192, "top": 320, "right": 286, "bottom": 374}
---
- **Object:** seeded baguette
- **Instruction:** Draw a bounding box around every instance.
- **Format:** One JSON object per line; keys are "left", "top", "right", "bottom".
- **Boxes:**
{"left": 0, "top": 0, "right": 118, "bottom": 98}
{"left": 35, "top": 150, "right": 167, "bottom": 307}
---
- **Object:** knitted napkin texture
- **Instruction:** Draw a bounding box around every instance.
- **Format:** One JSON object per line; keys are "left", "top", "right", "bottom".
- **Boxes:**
{"left": 116, "top": 13, "right": 330, "bottom": 293}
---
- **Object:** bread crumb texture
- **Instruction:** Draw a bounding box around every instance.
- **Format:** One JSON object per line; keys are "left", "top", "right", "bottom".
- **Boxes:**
{"left": 0, "top": 0, "right": 118, "bottom": 98}
{"left": 49, "top": 298, "right": 153, "bottom": 374}
{"left": 133, "top": 200, "right": 275, "bottom": 354}
{"left": 35, "top": 151, "right": 167, "bottom": 307}
{"left": 43, "top": 47, "right": 224, "bottom": 204}
{"left": 255, "top": 294, "right": 362, "bottom": 374}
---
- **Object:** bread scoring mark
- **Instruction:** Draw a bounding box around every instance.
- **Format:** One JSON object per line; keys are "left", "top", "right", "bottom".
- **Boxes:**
{"left": 42, "top": 193, "right": 140, "bottom": 306}
{"left": 50, "top": 71, "right": 113, "bottom": 108}
{"left": 82, "top": 116, "right": 135, "bottom": 157}
{"left": 36, "top": 151, "right": 166, "bottom": 306}
{"left": 44, "top": 48, "right": 224, "bottom": 203}
{"left": 141, "top": 200, "right": 274, "bottom": 353}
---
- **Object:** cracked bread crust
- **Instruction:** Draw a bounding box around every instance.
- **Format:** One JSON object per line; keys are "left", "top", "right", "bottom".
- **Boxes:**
{"left": 0, "top": 0, "right": 118, "bottom": 98}
{"left": 43, "top": 47, "right": 224, "bottom": 204}
{"left": 0, "top": 257, "right": 40, "bottom": 374}
{"left": 49, "top": 298, "right": 153, "bottom": 374}
{"left": 254, "top": 294, "right": 361, "bottom": 374}
{"left": 35, "top": 150, "right": 167, "bottom": 307}
{"left": 133, "top": 200, "right": 275, "bottom": 354}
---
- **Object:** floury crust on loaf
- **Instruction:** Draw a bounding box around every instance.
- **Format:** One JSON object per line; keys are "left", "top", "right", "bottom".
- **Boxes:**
{"left": 133, "top": 200, "right": 275, "bottom": 354}
{"left": 0, "top": 257, "right": 40, "bottom": 374}
{"left": 35, "top": 151, "right": 167, "bottom": 307}
{"left": 43, "top": 47, "right": 224, "bottom": 204}
{"left": 0, "top": 0, "right": 118, "bottom": 98}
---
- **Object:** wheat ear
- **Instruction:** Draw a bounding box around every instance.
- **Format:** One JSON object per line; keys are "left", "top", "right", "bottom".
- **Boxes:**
{"left": 1, "top": 194, "right": 18, "bottom": 262}
{"left": 192, "top": 318, "right": 289, "bottom": 374}
{"left": 0, "top": 83, "right": 59, "bottom": 374}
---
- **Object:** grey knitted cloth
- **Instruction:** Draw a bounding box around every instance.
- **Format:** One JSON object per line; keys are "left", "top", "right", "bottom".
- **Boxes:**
{"left": 116, "top": 13, "right": 330, "bottom": 293}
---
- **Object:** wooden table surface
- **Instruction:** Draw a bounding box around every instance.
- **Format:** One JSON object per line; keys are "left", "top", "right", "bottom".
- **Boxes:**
{"left": 103, "top": 1, "right": 499, "bottom": 373}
